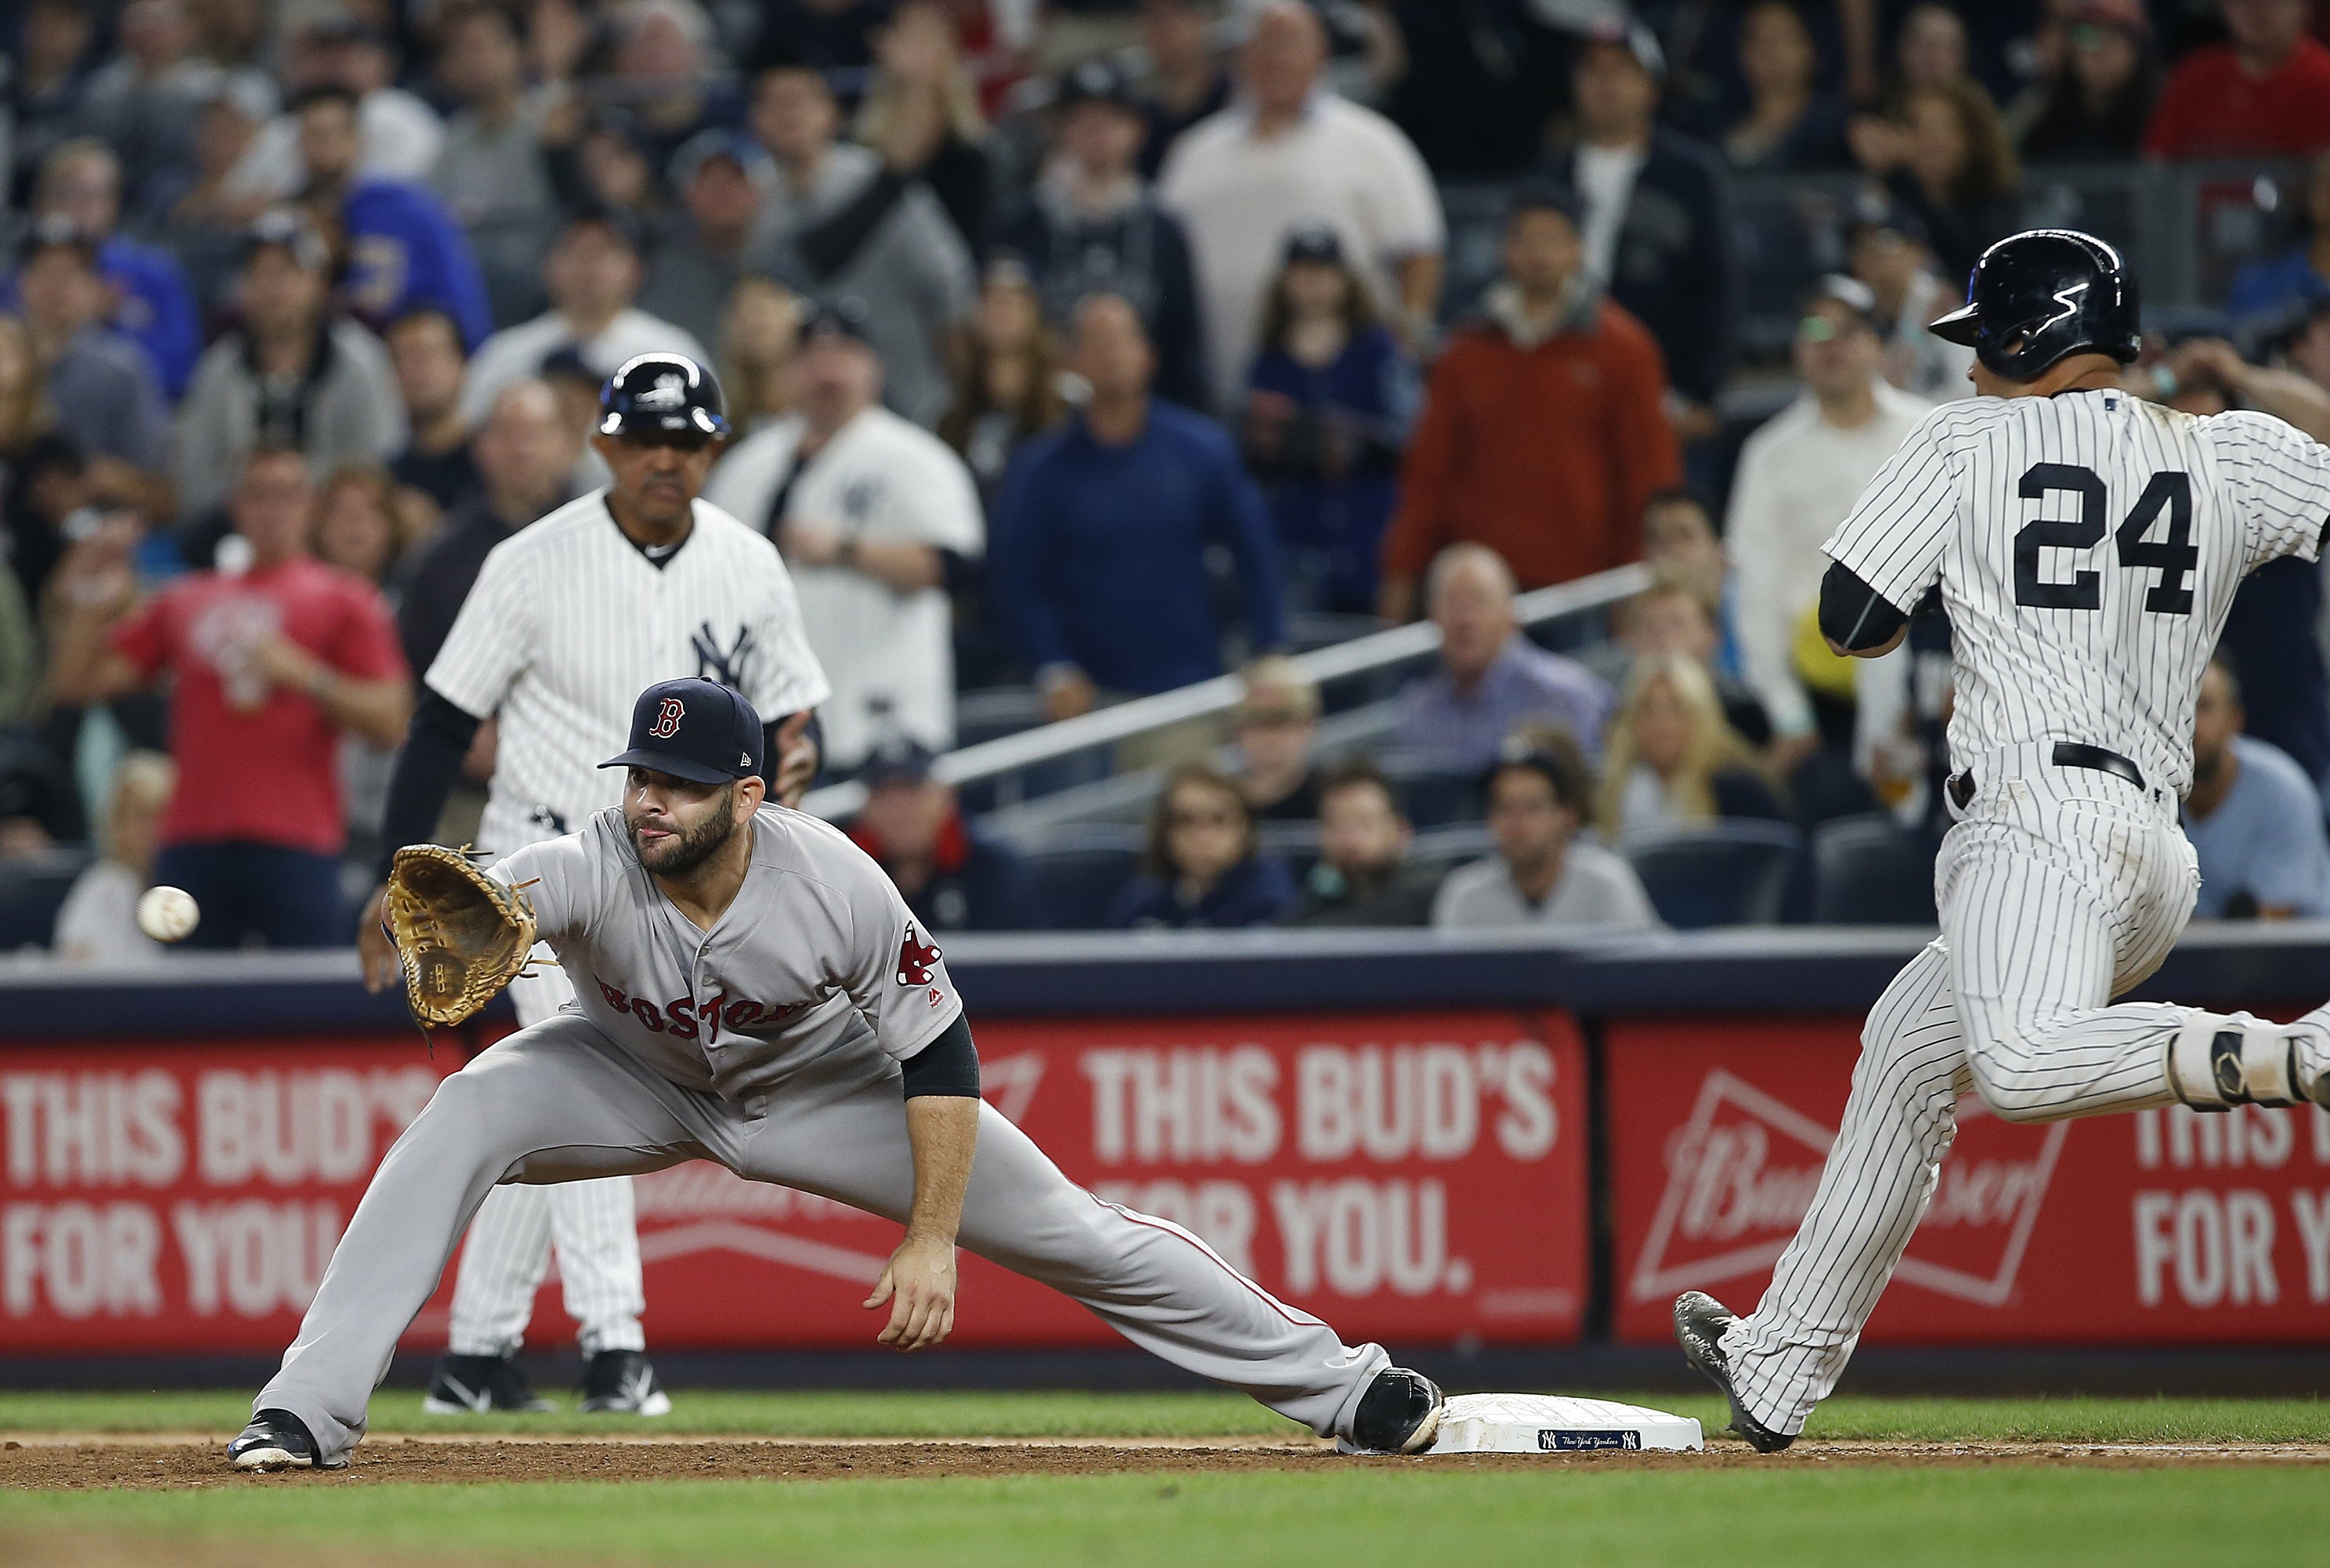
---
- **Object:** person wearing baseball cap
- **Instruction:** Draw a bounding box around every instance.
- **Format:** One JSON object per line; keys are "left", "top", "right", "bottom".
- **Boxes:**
{"left": 1724, "top": 273, "right": 1934, "bottom": 778}
{"left": 1841, "top": 192, "right": 1974, "bottom": 400}
{"left": 991, "top": 56, "right": 1208, "bottom": 409}
{"left": 175, "top": 205, "right": 406, "bottom": 518}
{"left": 640, "top": 130, "right": 779, "bottom": 349}
{"left": 603, "top": 677, "right": 768, "bottom": 787}
{"left": 1548, "top": 13, "right": 1732, "bottom": 437}
{"left": 458, "top": 202, "right": 711, "bottom": 427}
{"left": 845, "top": 735, "right": 1032, "bottom": 932}
{"left": 13, "top": 215, "right": 173, "bottom": 483}
{"left": 700, "top": 289, "right": 986, "bottom": 774}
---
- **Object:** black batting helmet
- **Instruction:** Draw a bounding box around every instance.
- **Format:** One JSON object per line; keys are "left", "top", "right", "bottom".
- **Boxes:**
{"left": 1929, "top": 229, "right": 2142, "bottom": 381}
{"left": 598, "top": 353, "right": 731, "bottom": 440}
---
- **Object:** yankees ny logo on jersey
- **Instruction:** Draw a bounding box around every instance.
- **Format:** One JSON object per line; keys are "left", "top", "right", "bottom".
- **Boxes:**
{"left": 692, "top": 622, "right": 755, "bottom": 690}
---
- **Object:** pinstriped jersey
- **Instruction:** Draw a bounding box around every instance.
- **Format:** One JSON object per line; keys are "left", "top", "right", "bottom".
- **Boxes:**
{"left": 1823, "top": 390, "right": 2330, "bottom": 797}
{"left": 426, "top": 491, "right": 831, "bottom": 855}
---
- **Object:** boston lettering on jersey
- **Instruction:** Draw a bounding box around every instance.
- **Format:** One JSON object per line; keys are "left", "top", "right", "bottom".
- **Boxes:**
{"left": 594, "top": 981, "right": 815, "bottom": 1042}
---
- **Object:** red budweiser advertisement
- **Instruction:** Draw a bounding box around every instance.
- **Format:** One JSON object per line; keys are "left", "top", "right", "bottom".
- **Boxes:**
{"left": 1608, "top": 1019, "right": 2330, "bottom": 1343}
{"left": 2, "top": 1010, "right": 1588, "bottom": 1353}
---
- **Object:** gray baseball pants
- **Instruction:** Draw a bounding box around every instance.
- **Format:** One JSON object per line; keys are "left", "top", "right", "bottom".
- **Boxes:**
{"left": 256, "top": 1015, "right": 1389, "bottom": 1461}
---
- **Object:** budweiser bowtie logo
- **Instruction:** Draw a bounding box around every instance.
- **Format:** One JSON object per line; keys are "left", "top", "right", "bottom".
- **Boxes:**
{"left": 1628, "top": 1070, "right": 2068, "bottom": 1308}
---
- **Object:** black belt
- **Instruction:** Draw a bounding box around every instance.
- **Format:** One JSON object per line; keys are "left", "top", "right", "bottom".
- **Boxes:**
{"left": 1946, "top": 742, "right": 2148, "bottom": 811}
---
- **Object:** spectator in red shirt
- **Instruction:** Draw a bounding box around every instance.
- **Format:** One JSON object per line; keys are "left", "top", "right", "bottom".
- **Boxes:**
{"left": 47, "top": 446, "right": 412, "bottom": 948}
{"left": 1377, "top": 182, "right": 1680, "bottom": 621}
{"left": 2144, "top": 0, "right": 2330, "bottom": 160}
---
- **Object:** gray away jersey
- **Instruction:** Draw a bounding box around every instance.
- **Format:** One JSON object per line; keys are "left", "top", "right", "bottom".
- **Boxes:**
{"left": 1822, "top": 389, "right": 2330, "bottom": 796}
{"left": 425, "top": 491, "right": 832, "bottom": 854}
{"left": 491, "top": 805, "right": 961, "bottom": 1105}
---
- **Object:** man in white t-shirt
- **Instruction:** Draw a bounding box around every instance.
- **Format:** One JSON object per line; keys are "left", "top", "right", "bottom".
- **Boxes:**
{"left": 703, "top": 302, "right": 982, "bottom": 771}
{"left": 460, "top": 208, "right": 709, "bottom": 425}
{"left": 1725, "top": 276, "right": 1932, "bottom": 771}
{"left": 1432, "top": 742, "right": 1660, "bottom": 930}
{"left": 1158, "top": 2, "right": 1443, "bottom": 409}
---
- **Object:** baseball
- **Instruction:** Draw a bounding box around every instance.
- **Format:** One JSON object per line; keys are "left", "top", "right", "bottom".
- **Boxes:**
{"left": 135, "top": 885, "right": 200, "bottom": 944}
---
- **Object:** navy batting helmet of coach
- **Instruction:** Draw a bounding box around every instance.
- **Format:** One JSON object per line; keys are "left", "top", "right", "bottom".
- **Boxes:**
{"left": 598, "top": 352, "right": 732, "bottom": 441}
{"left": 1929, "top": 229, "right": 2143, "bottom": 382}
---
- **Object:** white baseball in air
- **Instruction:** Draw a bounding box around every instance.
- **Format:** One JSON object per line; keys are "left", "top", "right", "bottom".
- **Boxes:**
{"left": 136, "top": 885, "right": 200, "bottom": 944}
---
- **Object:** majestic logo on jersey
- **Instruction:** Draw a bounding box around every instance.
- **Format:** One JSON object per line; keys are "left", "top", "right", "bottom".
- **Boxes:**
{"left": 896, "top": 924, "right": 942, "bottom": 986}
{"left": 1627, "top": 1068, "right": 2066, "bottom": 1310}
{"left": 693, "top": 622, "right": 755, "bottom": 690}
{"left": 649, "top": 697, "right": 686, "bottom": 739}
{"left": 637, "top": 371, "right": 689, "bottom": 410}
{"left": 526, "top": 804, "right": 569, "bottom": 836}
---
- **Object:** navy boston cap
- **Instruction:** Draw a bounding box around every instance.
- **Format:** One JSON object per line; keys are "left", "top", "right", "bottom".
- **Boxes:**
{"left": 600, "top": 678, "right": 766, "bottom": 786}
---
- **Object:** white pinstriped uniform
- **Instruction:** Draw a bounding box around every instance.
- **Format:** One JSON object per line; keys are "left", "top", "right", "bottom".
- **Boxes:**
{"left": 424, "top": 490, "right": 829, "bottom": 1360}
{"left": 1723, "top": 390, "right": 2330, "bottom": 1435}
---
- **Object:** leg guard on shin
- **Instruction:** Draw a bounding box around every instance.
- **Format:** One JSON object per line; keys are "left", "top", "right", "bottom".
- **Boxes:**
{"left": 2166, "top": 1013, "right": 2307, "bottom": 1110}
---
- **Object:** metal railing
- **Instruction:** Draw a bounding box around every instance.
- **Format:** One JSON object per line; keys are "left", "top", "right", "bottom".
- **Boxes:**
{"left": 804, "top": 561, "right": 1650, "bottom": 822}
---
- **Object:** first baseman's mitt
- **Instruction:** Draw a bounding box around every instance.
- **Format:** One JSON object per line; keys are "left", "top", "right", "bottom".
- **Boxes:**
{"left": 381, "top": 844, "right": 538, "bottom": 1028}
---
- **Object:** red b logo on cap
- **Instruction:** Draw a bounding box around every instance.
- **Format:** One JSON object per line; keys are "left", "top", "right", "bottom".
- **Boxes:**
{"left": 649, "top": 697, "right": 685, "bottom": 739}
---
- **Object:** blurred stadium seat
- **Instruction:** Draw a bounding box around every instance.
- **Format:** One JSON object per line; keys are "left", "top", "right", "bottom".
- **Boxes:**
{"left": 1013, "top": 824, "right": 1147, "bottom": 930}
{"left": 1624, "top": 822, "right": 1801, "bottom": 930}
{"left": 1810, "top": 814, "right": 1938, "bottom": 927}
{"left": 0, "top": 849, "right": 92, "bottom": 953}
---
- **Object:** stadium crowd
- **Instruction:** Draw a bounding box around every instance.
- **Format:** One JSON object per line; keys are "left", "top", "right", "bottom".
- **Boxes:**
{"left": 10, "top": 0, "right": 2330, "bottom": 959}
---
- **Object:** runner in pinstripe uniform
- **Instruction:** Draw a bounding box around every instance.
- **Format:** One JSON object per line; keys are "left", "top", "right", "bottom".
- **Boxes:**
{"left": 351, "top": 354, "right": 829, "bottom": 1414}
{"left": 1676, "top": 231, "right": 2330, "bottom": 1448}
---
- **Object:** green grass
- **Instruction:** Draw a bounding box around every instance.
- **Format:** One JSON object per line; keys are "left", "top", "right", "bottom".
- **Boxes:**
{"left": 4, "top": 1388, "right": 2328, "bottom": 1445}
{"left": 6, "top": 1468, "right": 2330, "bottom": 1568}
{"left": 7, "top": 1393, "right": 2328, "bottom": 1568}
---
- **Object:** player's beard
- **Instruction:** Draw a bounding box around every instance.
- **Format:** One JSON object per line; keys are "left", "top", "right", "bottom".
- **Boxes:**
{"left": 627, "top": 786, "right": 738, "bottom": 878}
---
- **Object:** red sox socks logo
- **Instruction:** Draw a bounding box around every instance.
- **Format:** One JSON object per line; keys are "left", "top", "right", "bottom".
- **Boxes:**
{"left": 650, "top": 697, "right": 685, "bottom": 739}
{"left": 896, "top": 924, "right": 943, "bottom": 987}
{"left": 1627, "top": 1068, "right": 2067, "bottom": 1310}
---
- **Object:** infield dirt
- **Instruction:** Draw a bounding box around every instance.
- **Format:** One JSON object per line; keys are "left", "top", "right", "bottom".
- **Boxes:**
{"left": 7, "top": 1433, "right": 2330, "bottom": 1490}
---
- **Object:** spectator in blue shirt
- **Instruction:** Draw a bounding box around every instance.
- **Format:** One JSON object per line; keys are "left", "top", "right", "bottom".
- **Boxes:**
{"left": 14, "top": 222, "right": 173, "bottom": 485}
{"left": 13, "top": 139, "right": 201, "bottom": 399}
{"left": 1393, "top": 544, "right": 1614, "bottom": 774}
{"left": 1240, "top": 226, "right": 1416, "bottom": 615}
{"left": 1106, "top": 762, "right": 1297, "bottom": 930}
{"left": 994, "top": 292, "right": 1286, "bottom": 724}
{"left": 2184, "top": 659, "right": 2330, "bottom": 919}
{"left": 2227, "top": 150, "right": 2330, "bottom": 327}
{"left": 294, "top": 85, "right": 494, "bottom": 351}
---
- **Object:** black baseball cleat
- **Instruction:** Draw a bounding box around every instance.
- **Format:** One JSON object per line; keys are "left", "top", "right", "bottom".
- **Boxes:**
{"left": 228, "top": 1408, "right": 345, "bottom": 1471}
{"left": 1347, "top": 1366, "right": 1446, "bottom": 1454}
{"left": 580, "top": 1348, "right": 672, "bottom": 1415}
{"left": 423, "top": 1353, "right": 557, "bottom": 1414}
{"left": 1673, "top": 1291, "right": 1795, "bottom": 1453}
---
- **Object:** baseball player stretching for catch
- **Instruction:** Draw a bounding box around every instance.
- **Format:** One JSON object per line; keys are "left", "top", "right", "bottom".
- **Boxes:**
{"left": 356, "top": 354, "right": 829, "bottom": 1416}
{"left": 232, "top": 677, "right": 1447, "bottom": 1469}
{"left": 1676, "top": 229, "right": 2330, "bottom": 1449}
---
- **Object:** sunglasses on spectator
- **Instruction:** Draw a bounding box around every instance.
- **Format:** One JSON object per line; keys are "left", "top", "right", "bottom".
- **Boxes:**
{"left": 1798, "top": 315, "right": 1870, "bottom": 345}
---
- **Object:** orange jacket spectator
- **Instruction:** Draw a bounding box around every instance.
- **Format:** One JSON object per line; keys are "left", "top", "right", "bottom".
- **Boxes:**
{"left": 1381, "top": 284, "right": 1680, "bottom": 602}
{"left": 2144, "top": 5, "right": 2330, "bottom": 161}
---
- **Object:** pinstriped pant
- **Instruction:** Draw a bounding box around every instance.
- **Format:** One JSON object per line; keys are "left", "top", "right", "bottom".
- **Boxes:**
{"left": 445, "top": 960, "right": 647, "bottom": 1358}
{"left": 258, "top": 1015, "right": 1389, "bottom": 1464}
{"left": 1725, "top": 746, "right": 2201, "bottom": 1435}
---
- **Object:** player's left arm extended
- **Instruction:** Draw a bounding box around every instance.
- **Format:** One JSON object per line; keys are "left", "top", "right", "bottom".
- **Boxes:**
{"left": 1817, "top": 560, "right": 1911, "bottom": 659}
{"left": 865, "top": 1015, "right": 982, "bottom": 1350}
